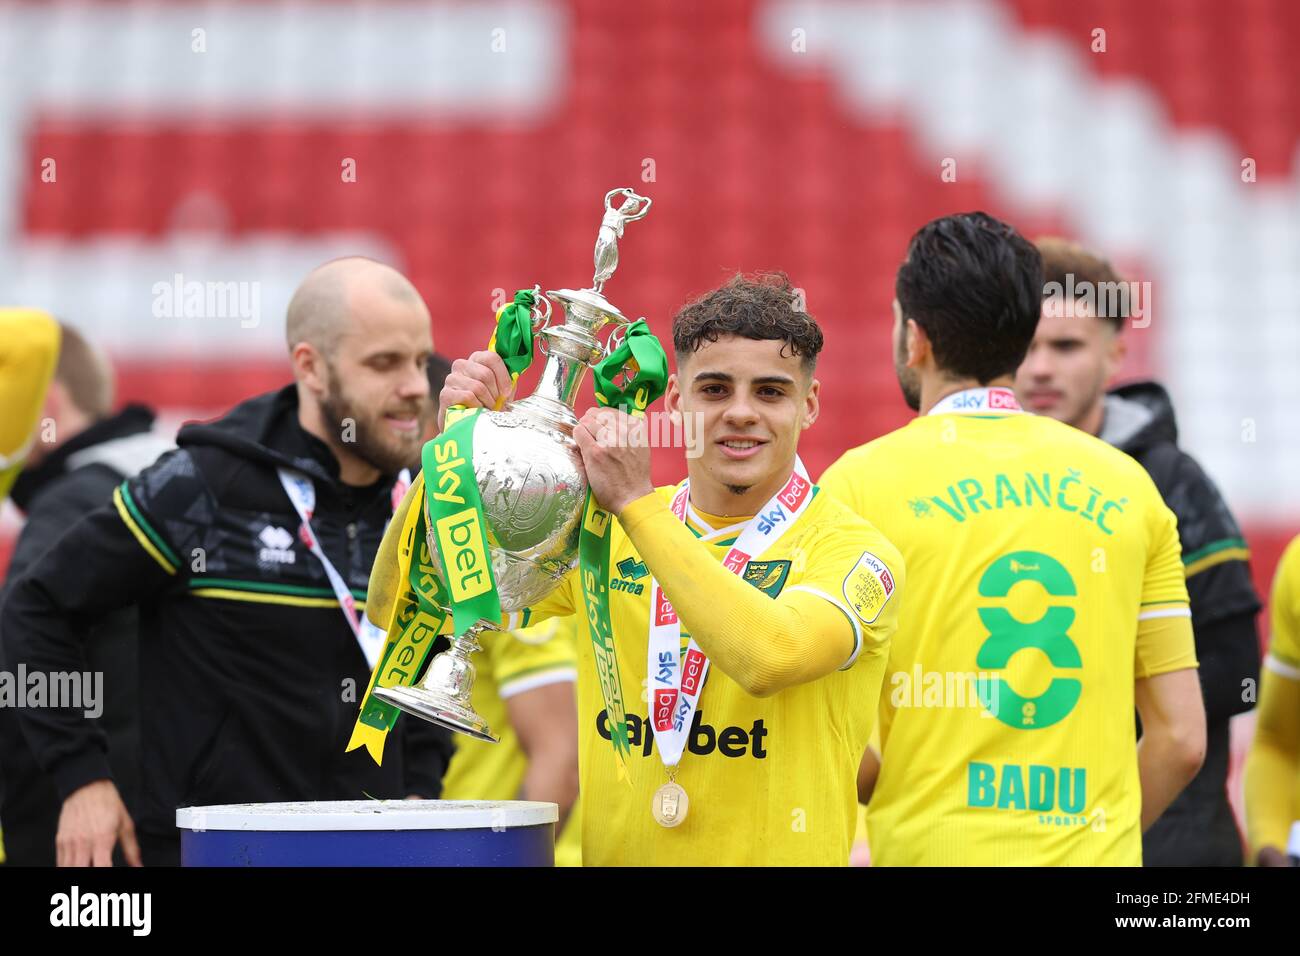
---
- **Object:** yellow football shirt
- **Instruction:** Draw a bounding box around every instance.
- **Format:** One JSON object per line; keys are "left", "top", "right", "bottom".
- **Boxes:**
{"left": 516, "top": 483, "right": 902, "bottom": 866}
{"left": 440, "top": 617, "right": 583, "bottom": 866}
{"left": 1245, "top": 534, "right": 1300, "bottom": 854}
{"left": 820, "top": 399, "right": 1195, "bottom": 866}
{"left": 0, "top": 309, "right": 59, "bottom": 865}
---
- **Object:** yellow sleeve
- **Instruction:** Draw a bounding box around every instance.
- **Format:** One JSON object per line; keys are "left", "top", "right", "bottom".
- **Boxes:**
{"left": 1266, "top": 537, "right": 1300, "bottom": 671}
{"left": 1135, "top": 498, "right": 1196, "bottom": 677}
{"left": 0, "top": 309, "right": 60, "bottom": 500}
{"left": 618, "top": 492, "right": 904, "bottom": 697}
{"left": 1245, "top": 536, "right": 1300, "bottom": 855}
{"left": 491, "top": 617, "right": 578, "bottom": 698}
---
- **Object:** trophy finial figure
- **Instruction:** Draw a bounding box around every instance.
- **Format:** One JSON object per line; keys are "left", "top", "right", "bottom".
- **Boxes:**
{"left": 592, "top": 188, "right": 651, "bottom": 293}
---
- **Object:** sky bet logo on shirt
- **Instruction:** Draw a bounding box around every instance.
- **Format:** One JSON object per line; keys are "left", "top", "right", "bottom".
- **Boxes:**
{"left": 598, "top": 708, "right": 768, "bottom": 758}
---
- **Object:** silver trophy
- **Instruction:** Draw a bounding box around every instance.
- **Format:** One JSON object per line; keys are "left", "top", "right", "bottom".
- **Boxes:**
{"left": 372, "top": 188, "right": 652, "bottom": 742}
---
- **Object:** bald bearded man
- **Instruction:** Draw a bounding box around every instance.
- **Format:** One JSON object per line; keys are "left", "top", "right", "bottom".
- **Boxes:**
{"left": 2, "top": 258, "right": 452, "bottom": 866}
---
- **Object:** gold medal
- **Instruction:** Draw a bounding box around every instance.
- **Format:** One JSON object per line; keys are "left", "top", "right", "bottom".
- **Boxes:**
{"left": 651, "top": 779, "right": 689, "bottom": 828}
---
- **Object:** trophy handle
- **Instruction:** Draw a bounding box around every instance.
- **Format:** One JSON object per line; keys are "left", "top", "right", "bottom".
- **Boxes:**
{"left": 528, "top": 284, "right": 555, "bottom": 357}
{"left": 603, "top": 321, "right": 630, "bottom": 360}
{"left": 528, "top": 284, "right": 553, "bottom": 333}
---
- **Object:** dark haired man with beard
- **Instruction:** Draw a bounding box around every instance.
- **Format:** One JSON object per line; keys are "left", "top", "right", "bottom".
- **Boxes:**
{"left": 821, "top": 213, "right": 1206, "bottom": 865}
{"left": 2, "top": 257, "right": 454, "bottom": 866}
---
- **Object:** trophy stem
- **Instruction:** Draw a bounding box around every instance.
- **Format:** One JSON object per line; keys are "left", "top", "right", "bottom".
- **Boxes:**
{"left": 371, "top": 621, "right": 500, "bottom": 743}
{"left": 528, "top": 346, "right": 591, "bottom": 412}
{"left": 512, "top": 300, "right": 611, "bottom": 428}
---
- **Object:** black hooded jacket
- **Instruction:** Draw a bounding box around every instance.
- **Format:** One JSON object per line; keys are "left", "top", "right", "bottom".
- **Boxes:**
{"left": 1100, "top": 381, "right": 1261, "bottom": 866}
{"left": 1, "top": 405, "right": 171, "bottom": 865}
{"left": 1, "top": 387, "right": 453, "bottom": 858}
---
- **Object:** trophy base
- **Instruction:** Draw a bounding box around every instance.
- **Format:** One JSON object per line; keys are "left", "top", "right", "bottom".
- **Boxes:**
{"left": 372, "top": 685, "right": 500, "bottom": 744}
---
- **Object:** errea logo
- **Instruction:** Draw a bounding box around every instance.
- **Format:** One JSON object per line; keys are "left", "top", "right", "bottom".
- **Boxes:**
{"left": 258, "top": 525, "right": 296, "bottom": 564}
{"left": 611, "top": 556, "right": 648, "bottom": 595}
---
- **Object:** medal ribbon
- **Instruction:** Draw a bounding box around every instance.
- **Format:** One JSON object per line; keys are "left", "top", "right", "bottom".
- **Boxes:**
{"left": 645, "top": 457, "right": 815, "bottom": 770}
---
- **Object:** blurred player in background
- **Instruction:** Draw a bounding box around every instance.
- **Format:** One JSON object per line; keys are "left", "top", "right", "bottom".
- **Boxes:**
{"left": 821, "top": 212, "right": 1205, "bottom": 865}
{"left": 2, "top": 258, "right": 453, "bottom": 866}
{"left": 1014, "top": 237, "right": 1261, "bottom": 866}
{"left": 421, "top": 354, "right": 582, "bottom": 866}
{"left": 1246, "top": 536, "right": 1300, "bottom": 866}
{"left": 0, "top": 307, "right": 61, "bottom": 864}
{"left": 0, "top": 309, "right": 60, "bottom": 501}
{"left": 372, "top": 272, "right": 905, "bottom": 865}
{"left": 1, "top": 324, "right": 173, "bottom": 866}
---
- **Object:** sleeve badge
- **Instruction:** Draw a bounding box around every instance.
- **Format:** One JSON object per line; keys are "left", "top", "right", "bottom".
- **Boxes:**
{"left": 843, "top": 551, "right": 896, "bottom": 624}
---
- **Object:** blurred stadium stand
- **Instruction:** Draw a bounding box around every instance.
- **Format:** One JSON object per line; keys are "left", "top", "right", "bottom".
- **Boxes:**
{"left": 1, "top": 1, "right": 1295, "bottom": 670}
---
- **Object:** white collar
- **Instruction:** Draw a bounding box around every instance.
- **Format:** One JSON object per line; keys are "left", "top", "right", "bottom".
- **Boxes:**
{"left": 928, "top": 386, "right": 1024, "bottom": 416}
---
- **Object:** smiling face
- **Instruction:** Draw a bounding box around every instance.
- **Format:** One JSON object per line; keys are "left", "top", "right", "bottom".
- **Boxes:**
{"left": 666, "top": 334, "right": 819, "bottom": 513}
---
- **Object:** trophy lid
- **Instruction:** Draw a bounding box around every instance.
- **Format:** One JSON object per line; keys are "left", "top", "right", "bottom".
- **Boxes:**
{"left": 545, "top": 287, "right": 627, "bottom": 330}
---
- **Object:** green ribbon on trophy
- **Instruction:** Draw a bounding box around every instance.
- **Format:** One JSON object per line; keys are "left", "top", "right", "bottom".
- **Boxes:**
{"left": 346, "top": 466, "right": 446, "bottom": 760}
{"left": 346, "top": 406, "right": 499, "bottom": 761}
{"left": 581, "top": 318, "right": 668, "bottom": 780}
{"left": 347, "top": 304, "right": 520, "bottom": 761}
{"left": 592, "top": 318, "right": 666, "bottom": 414}
{"left": 489, "top": 288, "right": 538, "bottom": 383}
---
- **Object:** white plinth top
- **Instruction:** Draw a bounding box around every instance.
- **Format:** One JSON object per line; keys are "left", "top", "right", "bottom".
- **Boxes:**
{"left": 176, "top": 800, "right": 558, "bottom": 832}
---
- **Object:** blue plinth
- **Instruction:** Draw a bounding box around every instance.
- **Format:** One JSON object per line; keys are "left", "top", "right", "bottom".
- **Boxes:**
{"left": 176, "top": 800, "right": 557, "bottom": 867}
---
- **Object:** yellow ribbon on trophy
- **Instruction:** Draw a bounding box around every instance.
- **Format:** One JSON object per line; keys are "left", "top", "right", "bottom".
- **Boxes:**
{"left": 346, "top": 471, "right": 450, "bottom": 764}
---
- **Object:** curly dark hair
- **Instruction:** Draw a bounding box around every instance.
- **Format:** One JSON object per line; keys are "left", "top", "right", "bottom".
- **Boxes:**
{"left": 671, "top": 271, "right": 823, "bottom": 374}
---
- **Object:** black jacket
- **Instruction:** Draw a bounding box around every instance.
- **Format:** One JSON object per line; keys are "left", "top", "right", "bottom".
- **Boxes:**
{"left": 1, "top": 387, "right": 453, "bottom": 855}
{"left": 0, "top": 405, "right": 171, "bottom": 865}
{"left": 1100, "top": 381, "right": 1261, "bottom": 866}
